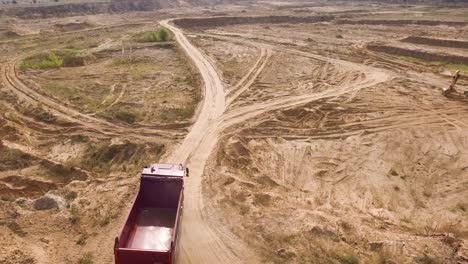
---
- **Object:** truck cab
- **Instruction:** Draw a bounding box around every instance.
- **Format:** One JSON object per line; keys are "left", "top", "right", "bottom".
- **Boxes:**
{"left": 114, "top": 163, "right": 189, "bottom": 264}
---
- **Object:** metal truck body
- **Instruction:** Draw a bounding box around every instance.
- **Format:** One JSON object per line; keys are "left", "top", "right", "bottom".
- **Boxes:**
{"left": 114, "top": 163, "right": 188, "bottom": 264}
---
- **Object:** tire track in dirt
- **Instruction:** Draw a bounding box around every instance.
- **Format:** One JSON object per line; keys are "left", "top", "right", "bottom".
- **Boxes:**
{"left": 160, "top": 20, "right": 392, "bottom": 264}
{"left": 1, "top": 57, "right": 185, "bottom": 141}
{"left": 161, "top": 19, "right": 245, "bottom": 264}
{"left": 202, "top": 31, "right": 468, "bottom": 129}
{"left": 226, "top": 47, "right": 273, "bottom": 107}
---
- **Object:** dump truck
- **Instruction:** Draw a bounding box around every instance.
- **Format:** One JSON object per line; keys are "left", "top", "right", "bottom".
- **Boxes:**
{"left": 114, "top": 163, "right": 189, "bottom": 264}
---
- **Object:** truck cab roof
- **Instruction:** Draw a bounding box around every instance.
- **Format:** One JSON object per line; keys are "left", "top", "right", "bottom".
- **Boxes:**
{"left": 142, "top": 163, "right": 186, "bottom": 178}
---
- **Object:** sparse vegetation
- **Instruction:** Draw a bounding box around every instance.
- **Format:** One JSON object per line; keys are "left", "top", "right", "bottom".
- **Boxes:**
{"left": 0, "top": 143, "right": 35, "bottom": 171}
{"left": 78, "top": 253, "right": 93, "bottom": 264}
{"left": 414, "top": 253, "right": 438, "bottom": 264}
{"left": 20, "top": 53, "right": 63, "bottom": 70}
{"left": 398, "top": 56, "right": 468, "bottom": 72}
{"left": 111, "top": 57, "right": 151, "bottom": 66}
{"left": 162, "top": 105, "right": 195, "bottom": 121}
{"left": 113, "top": 110, "right": 138, "bottom": 124}
{"left": 21, "top": 105, "right": 57, "bottom": 123}
{"left": 70, "top": 205, "right": 80, "bottom": 224}
{"left": 133, "top": 27, "right": 172, "bottom": 43}
{"left": 337, "top": 254, "right": 359, "bottom": 264}
{"left": 78, "top": 141, "right": 164, "bottom": 173}
{"left": 19, "top": 49, "right": 84, "bottom": 71}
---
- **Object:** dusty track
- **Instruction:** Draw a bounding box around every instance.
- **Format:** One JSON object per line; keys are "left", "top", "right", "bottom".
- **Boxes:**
{"left": 1, "top": 56, "right": 186, "bottom": 141}
{"left": 161, "top": 19, "right": 391, "bottom": 263}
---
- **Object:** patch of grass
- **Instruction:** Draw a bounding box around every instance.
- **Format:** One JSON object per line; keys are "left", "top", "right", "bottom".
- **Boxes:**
{"left": 98, "top": 209, "right": 113, "bottom": 227}
{"left": 20, "top": 52, "right": 63, "bottom": 70}
{"left": 46, "top": 162, "right": 76, "bottom": 178}
{"left": 163, "top": 105, "right": 196, "bottom": 121}
{"left": 113, "top": 110, "right": 138, "bottom": 124}
{"left": 44, "top": 83, "right": 72, "bottom": 96}
{"left": 414, "top": 253, "right": 438, "bottom": 264}
{"left": 16, "top": 104, "right": 57, "bottom": 124}
{"left": 337, "top": 254, "right": 359, "bottom": 264}
{"left": 444, "top": 63, "right": 468, "bottom": 72}
{"left": 0, "top": 143, "right": 35, "bottom": 171}
{"left": 70, "top": 205, "right": 80, "bottom": 224}
{"left": 43, "top": 83, "right": 102, "bottom": 113}
{"left": 111, "top": 57, "right": 151, "bottom": 66}
{"left": 57, "top": 49, "right": 84, "bottom": 67}
{"left": 75, "top": 141, "right": 165, "bottom": 174}
{"left": 398, "top": 56, "right": 468, "bottom": 72}
{"left": 111, "top": 57, "right": 161, "bottom": 80}
{"left": 19, "top": 49, "right": 84, "bottom": 71}
{"left": 78, "top": 253, "right": 93, "bottom": 264}
{"left": 373, "top": 250, "right": 400, "bottom": 264}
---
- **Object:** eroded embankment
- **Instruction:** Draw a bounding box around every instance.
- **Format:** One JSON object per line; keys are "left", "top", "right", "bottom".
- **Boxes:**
{"left": 337, "top": 19, "right": 467, "bottom": 27}
{"left": 173, "top": 15, "right": 334, "bottom": 29}
{"left": 402, "top": 36, "right": 468, "bottom": 49}
{"left": 368, "top": 44, "right": 468, "bottom": 65}
{"left": 3, "top": 2, "right": 109, "bottom": 19}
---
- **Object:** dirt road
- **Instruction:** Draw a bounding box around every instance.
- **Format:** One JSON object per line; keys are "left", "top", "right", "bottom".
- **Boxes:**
{"left": 161, "top": 19, "right": 246, "bottom": 264}
{"left": 160, "top": 19, "right": 392, "bottom": 263}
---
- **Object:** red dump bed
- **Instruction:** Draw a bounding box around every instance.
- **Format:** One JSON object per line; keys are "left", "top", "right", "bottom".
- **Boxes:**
{"left": 114, "top": 164, "right": 188, "bottom": 264}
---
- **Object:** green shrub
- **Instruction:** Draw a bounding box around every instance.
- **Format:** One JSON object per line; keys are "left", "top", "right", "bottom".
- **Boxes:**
{"left": 19, "top": 52, "right": 63, "bottom": 70}
{"left": 19, "top": 49, "right": 84, "bottom": 71}
{"left": 134, "top": 27, "right": 171, "bottom": 43}
{"left": 19, "top": 61, "right": 34, "bottom": 71}
{"left": 39, "top": 53, "right": 63, "bottom": 69}
{"left": 145, "top": 32, "right": 160, "bottom": 42}
{"left": 157, "top": 27, "right": 170, "bottom": 42}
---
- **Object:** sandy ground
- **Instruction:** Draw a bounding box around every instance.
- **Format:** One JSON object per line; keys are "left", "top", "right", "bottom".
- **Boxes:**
{"left": 1, "top": 1, "right": 468, "bottom": 264}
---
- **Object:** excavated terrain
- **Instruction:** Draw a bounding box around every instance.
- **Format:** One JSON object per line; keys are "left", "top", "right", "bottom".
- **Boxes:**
{"left": 0, "top": 12, "right": 201, "bottom": 264}
{"left": 0, "top": 1, "right": 468, "bottom": 264}
{"left": 184, "top": 3, "right": 468, "bottom": 264}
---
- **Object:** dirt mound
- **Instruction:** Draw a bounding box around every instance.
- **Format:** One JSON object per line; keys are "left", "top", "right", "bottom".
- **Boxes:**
{"left": 173, "top": 15, "right": 334, "bottom": 29}
{"left": 368, "top": 44, "right": 468, "bottom": 65}
{"left": 402, "top": 36, "right": 468, "bottom": 49}
{"left": 337, "top": 19, "right": 467, "bottom": 27}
